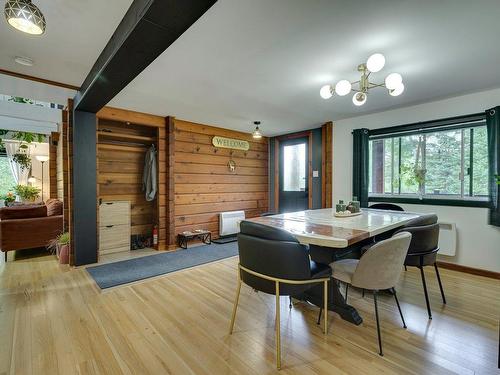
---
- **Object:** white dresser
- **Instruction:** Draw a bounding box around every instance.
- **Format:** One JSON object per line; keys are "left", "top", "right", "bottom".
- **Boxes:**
{"left": 99, "top": 201, "right": 131, "bottom": 255}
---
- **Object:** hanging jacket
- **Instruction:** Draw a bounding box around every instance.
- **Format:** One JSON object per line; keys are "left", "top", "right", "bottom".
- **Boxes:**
{"left": 142, "top": 144, "right": 157, "bottom": 201}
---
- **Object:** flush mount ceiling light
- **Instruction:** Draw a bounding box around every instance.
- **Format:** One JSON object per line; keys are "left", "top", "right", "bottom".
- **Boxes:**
{"left": 252, "top": 121, "right": 262, "bottom": 139}
{"left": 4, "top": 0, "right": 46, "bottom": 35}
{"left": 14, "top": 55, "right": 34, "bottom": 66}
{"left": 319, "top": 53, "right": 405, "bottom": 106}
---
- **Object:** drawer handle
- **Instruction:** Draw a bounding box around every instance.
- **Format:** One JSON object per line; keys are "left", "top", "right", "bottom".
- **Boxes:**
{"left": 106, "top": 225, "right": 114, "bottom": 228}
{"left": 105, "top": 202, "right": 114, "bottom": 205}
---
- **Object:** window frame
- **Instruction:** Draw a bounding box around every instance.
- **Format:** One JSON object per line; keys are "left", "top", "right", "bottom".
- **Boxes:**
{"left": 367, "top": 113, "right": 490, "bottom": 208}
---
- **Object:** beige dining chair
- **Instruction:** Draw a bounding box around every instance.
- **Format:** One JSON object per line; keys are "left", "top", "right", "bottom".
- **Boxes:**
{"left": 330, "top": 231, "right": 412, "bottom": 356}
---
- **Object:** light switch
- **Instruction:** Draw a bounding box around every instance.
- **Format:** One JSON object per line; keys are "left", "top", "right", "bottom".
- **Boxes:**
{"left": 313, "top": 170, "right": 319, "bottom": 178}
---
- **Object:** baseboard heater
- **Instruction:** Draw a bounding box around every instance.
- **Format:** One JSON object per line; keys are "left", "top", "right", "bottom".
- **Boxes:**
{"left": 212, "top": 210, "right": 246, "bottom": 244}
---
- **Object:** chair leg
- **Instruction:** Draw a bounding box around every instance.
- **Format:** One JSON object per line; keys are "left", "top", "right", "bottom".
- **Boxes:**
{"left": 344, "top": 283, "right": 349, "bottom": 304}
{"left": 419, "top": 266, "right": 432, "bottom": 319}
{"left": 229, "top": 278, "right": 242, "bottom": 334}
{"left": 317, "top": 308, "right": 322, "bottom": 325}
{"left": 373, "top": 290, "right": 383, "bottom": 356}
{"left": 4, "top": 252, "right": 6, "bottom": 262}
{"left": 404, "top": 265, "right": 407, "bottom": 271}
{"left": 275, "top": 281, "right": 281, "bottom": 370}
{"left": 362, "top": 288, "right": 365, "bottom": 298}
{"left": 392, "top": 288, "right": 406, "bottom": 328}
{"left": 323, "top": 279, "right": 328, "bottom": 334}
{"left": 434, "top": 263, "right": 447, "bottom": 304}
{"left": 289, "top": 296, "right": 293, "bottom": 309}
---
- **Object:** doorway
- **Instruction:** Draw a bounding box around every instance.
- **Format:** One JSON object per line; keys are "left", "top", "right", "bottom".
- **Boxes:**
{"left": 279, "top": 137, "right": 309, "bottom": 213}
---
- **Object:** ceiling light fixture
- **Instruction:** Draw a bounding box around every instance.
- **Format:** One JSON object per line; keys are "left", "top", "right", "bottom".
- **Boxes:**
{"left": 4, "top": 0, "right": 46, "bottom": 35}
{"left": 319, "top": 53, "right": 405, "bottom": 106}
{"left": 252, "top": 121, "right": 262, "bottom": 139}
{"left": 14, "top": 56, "right": 34, "bottom": 66}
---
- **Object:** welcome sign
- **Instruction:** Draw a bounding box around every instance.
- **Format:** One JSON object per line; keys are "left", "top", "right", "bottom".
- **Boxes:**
{"left": 212, "top": 136, "right": 250, "bottom": 151}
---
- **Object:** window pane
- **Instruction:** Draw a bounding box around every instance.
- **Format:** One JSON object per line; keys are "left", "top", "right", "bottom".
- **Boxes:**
{"left": 463, "top": 129, "right": 471, "bottom": 196}
{"left": 399, "top": 135, "right": 421, "bottom": 194}
{"left": 283, "top": 143, "right": 306, "bottom": 191}
{"left": 0, "top": 156, "right": 16, "bottom": 196}
{"left": 425, "top": 130, "right": 462, "bottom": 196}
{"left": 472, "top": 126, "right": 488, "bottom": 197}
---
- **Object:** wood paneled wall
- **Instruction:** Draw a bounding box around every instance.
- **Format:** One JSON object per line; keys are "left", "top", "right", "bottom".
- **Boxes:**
{"left": 97, "top": 106, "right": 168, "bottom": 250}
{"left": 96, "top": 120, "right": 158, "bottom": 238}
{"left": 49, "top": 132, "right": 58, "bottom": 199}
{"left": 322, "top": 122, "right": 333, "bottom": 208}
{"left": 173, "top": 119, "right": 269, "bottom": 240}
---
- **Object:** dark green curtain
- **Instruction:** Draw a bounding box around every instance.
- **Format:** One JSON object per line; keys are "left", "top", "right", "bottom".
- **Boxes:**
{"left": 352, "top": 128, "right": 370, "bottom": 208}
{"left": 486, "top": 107, "right": 500, "bottom": 226}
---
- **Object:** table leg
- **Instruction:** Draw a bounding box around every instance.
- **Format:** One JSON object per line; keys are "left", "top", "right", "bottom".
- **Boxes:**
{"left": 297, "top": 278, "right": 363, "bottom": 325}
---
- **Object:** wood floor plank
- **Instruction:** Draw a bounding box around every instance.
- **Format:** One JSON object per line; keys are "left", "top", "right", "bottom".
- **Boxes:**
{"left": 0, "top": 251, "right": 498, "bottom": 375}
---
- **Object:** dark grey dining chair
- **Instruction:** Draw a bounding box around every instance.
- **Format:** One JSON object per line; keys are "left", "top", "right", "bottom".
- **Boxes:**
{"left": 369, "top": 203, "right": 405, "bottom": 211}
{"left": 394, "top": 214, "right": 446, "bottom": 319}
{"left": 229, "top": 221, "right": 331, "bottom": 370}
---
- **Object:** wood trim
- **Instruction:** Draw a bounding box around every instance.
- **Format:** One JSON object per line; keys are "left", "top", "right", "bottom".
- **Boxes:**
{"left": 322, "top": 122, "right": 333, "bottom": 208}
{"left": 166, "top": 116, "right": 176, "bottom": 248}
{"left": 437, "top": 261, "right": 500, "bottom": 280}
{"left": 0, "top": 68, "right": 79, "bottom": 91}
{"left": 321, "top": 125, "right": 326, "bottom": 208}
{"left": 274, "top": 138, "right": 279, "bottom": 213}
{"left": 277, "top": 131, "right": 311, "bottom": 141}
{"left": 97, "top": 106, "right": 165, "bottom": 128}
{"left": 308, "top": 131, "right": 313, "bottom": 209}
{"left": 49, "top": 132, "right": 58, "bottom": 199}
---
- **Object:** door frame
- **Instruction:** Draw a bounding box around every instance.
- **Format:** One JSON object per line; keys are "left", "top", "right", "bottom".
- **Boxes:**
{"left": 274, "top": 130, "right": 313, "bottom": 212}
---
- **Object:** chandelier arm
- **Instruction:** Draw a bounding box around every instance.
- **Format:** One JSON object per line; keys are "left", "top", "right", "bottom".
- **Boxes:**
{"left": 368, "top": 82, "right": 386, "bottom": 89}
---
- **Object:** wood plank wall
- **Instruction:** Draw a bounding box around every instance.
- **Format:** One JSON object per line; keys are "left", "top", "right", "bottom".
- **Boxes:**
{"left": 173, "top": 119, "right": 269, "bottom": 240}
{"left": 322, "top": 122, "right": 333, "bottom": 208}
{"left": 96, "top": 119, "right": 158, "bottom": 238}
{"left": 49, "top": 132, "right": 59, "bottom": 199}
{"left": 97, "top": 107, "right": 167, "bottom": 250}
{"left": 56, "top": 124, "right": 64, "bottom": 201}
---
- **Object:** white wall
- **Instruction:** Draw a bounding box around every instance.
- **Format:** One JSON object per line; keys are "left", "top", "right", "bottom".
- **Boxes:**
{"left": 333, "top": 88, "right": 500, "bottom": 273}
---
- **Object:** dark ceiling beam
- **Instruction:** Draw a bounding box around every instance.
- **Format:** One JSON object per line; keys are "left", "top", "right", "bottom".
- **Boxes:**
{"left": 74, "top": 0, "right": 218, "bottom": 112}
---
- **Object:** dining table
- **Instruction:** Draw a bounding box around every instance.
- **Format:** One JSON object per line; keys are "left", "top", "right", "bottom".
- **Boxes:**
{"left": 248, "top": 208, "right": 421, "bottom": 325}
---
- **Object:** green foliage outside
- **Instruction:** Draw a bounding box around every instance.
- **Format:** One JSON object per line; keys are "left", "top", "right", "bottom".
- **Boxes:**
{"left": 0, "top": 157, "right": 16, "bottom": 197}
{"left": 370, "top": 126, "right": 489, "bottom": 198}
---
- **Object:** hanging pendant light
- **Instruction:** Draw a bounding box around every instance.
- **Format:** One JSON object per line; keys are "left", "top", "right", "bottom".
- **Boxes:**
{"left": 5, "top": 0, "right": 46, "bottom": 35}
{"left": 252, "top": 121, "right": 262, "bottom": 139}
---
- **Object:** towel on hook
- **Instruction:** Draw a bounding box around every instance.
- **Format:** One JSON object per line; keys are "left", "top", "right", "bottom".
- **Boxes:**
{"left": 142, "top": 144, "right": 157, "bottom": 201}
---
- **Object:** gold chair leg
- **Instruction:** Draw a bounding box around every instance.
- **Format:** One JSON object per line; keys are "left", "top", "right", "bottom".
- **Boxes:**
{"left": 323, "top": 279, "right": 328, "bottom": 334}
{"left": 275, "top": 281, "right": 281, "bottom": 370}
{"left": 229, "top": 277, "right": 242, "bottom": 334}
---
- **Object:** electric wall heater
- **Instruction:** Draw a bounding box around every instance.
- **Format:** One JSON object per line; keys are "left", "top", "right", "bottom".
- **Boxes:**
{"left": 437, "top": 221, "right": 457, "bottom": 256}
{"left": 219, "top": 210, "right": 246, "bottom": 237}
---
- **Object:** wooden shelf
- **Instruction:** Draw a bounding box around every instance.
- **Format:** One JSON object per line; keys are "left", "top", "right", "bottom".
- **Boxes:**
{"left": 97, "top": 131, "right": 156, "bottom": 143}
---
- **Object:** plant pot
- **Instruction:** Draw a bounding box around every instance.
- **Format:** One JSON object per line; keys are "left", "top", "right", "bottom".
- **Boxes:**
{"left": 59, "top": 244, "right": 69, "bottom": 264}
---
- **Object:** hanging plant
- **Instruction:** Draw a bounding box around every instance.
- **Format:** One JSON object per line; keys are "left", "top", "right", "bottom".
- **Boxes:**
{"left": 12, "top": 143, "right": 32, "bottom": 171}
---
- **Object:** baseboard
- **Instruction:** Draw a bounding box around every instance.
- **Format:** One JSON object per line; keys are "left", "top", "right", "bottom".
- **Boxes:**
{"left": 437, "top": 261, "right": 500, "bottom": 280}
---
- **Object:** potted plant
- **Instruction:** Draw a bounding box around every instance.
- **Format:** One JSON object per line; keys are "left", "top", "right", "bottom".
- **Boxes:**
{"left": 13, "top": 184, "right": 40, "bottom": 203}
{"left": 47, "top": 232, "right": 70, "bottom": 264}
{"left": 1, "top": 191, "right": 15, "bottom": 206}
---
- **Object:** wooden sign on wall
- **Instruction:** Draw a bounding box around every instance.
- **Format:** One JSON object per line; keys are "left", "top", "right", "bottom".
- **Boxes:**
{"left": 212, "top": 136, "right": 250, "bottom": 151}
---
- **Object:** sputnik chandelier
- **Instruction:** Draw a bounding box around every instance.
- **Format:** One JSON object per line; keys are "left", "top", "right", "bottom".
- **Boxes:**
{"left": 319, "top": 53, "right": 404, "bottom": 106}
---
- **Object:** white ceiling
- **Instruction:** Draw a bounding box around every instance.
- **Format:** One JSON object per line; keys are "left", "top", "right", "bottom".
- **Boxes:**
{"left": 110, "top": 0, "right": 500, "bottom": 135}
{"left": 0, "top": 0, "right": 133, "bottom": 87}
{"left": 2, "top": 0, "right": 500, "bottom": 136}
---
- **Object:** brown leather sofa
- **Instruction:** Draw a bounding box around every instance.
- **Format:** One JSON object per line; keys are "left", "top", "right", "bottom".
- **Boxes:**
{"left": 0, "top": 199, "right": 63, "bottom": 261}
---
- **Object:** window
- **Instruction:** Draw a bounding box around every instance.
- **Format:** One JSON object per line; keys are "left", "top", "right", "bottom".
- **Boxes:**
{"left": 368, "top": 116, "right": 488, "bottom": 205}
{"left": 0, "top": 155, "right": 16, "bottom": 196}
{"left": 283, "top": 143, "right": 306, "bottom": 191}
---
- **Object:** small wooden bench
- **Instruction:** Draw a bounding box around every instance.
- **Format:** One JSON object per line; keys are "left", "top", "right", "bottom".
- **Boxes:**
{"left": 177, "top": 230, "right": 212, "bottom": 249}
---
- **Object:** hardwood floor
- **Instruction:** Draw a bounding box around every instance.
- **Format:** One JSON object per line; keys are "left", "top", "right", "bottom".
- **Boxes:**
{"left": 0, "top": 253, "right": 498, "bottom": 374}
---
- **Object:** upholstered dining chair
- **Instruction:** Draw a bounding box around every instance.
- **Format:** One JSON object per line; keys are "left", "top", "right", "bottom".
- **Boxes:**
{"left": 229, "top": 221, "right": 331, "bottom": 370}
{"left": 328, "top": 232, "right": 412, "bottom": 356}
{"left": 394, "top": 214, "right": 446, "bottom": 319}
{"left": 369, "top": 203, "right": 405, "bottom": 211}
